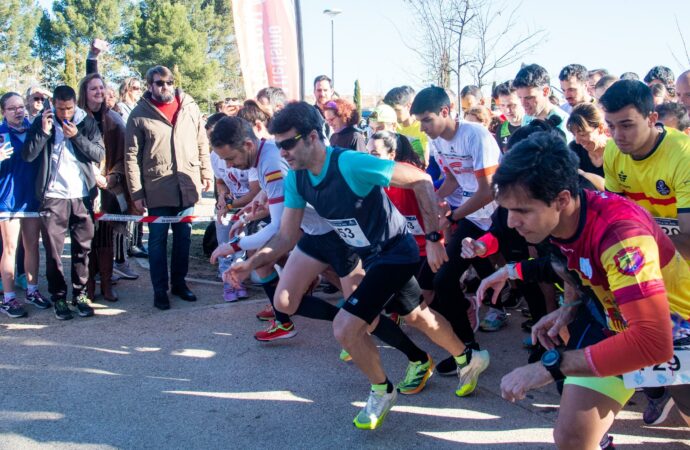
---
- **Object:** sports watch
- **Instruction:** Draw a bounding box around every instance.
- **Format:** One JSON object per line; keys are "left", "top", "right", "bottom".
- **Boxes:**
{"left": 425, "top": 231, "right": 442, "bottom": 242}
{"left": 505, "top": 262, "right": 520, "bottom": 280}
{"left": 541, "top": 348, "right": 566, "bottom": 382}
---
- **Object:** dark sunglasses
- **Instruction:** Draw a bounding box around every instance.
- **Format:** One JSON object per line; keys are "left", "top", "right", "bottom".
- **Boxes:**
{"left": 153, "top": 80, "right": 174, "bottom": 87}
{"left": 32, "top": 96, "right": 45, "bottom": 101}
{"left": 275, "top": 133, "right": 303, "bottom": 150}
{"left": 131, "top": 86, "right": 142, "bottom": 91}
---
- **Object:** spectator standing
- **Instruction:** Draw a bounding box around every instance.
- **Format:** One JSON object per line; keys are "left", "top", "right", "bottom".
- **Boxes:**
{"left": 125, "top": 65, "right": 213, "bottom": 310}
{"left": 558, "top": 64, "right": 594, "bottom": 113}
{"left": 22, "top": 86, "right": 105, "bottom": 320}
{"left": 0, "top": 93, "right": 51, "bottom": 318}
{"left": 24, "top": 86, "right": 51, "bottom": 123}
{"left": 256, "top": 87, "right": 287, "bottom": 116}
{"left": 493, "top": 81, "right": 525, "bottom": 153}
{"left": 675, "top": 70, "right": 690, "bottom": 109}
{"left": 313, "top": 75, "right": 334, "bottom": 137}
{"left": 78, "top": 73, "right": 129, "bottom": 302}
{"left": 323, "top": 99, "right": 366, "bottom": 151}
{"left": 383, "top": 86, "right": 430, "bottom": 164}
{"left": 514, "top": 64, "right": 571, "bottom": 139}
{"left": 117, "top": 78, "right": 143, "bottom": 123}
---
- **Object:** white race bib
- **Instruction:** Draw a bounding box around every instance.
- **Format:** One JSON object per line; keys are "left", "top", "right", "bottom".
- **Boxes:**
{"left": 655, "top": 217, "right": 680, "bottom": 236}
{"left": 405, "top": 215, "right": 424, "bottom": 236}
{"left": 327, "top": 218, "right": 371, "bottom": 248}
{"left": 623, "top": 347, "right": 690, "bottom": 388}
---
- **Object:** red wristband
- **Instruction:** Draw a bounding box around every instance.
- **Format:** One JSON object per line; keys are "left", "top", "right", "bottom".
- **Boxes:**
{"left": 231, "top": 241, "right": 242, "bottom": 252}
{"left": 477, "top": 233, "right": 499, "bottom": 257}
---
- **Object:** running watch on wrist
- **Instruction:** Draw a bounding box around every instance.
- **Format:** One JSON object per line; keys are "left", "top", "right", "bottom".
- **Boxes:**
{"left": 229, "top": 236, "right": 242, "bottom": 253}
{"left": 541, "top": 348, "right": 566, "bottom": 382}
{"left": 425, "top": 231, "right": 442, "bottom": 242}
{"left": 505, "top": 263, "right": 520, "bottom": 280}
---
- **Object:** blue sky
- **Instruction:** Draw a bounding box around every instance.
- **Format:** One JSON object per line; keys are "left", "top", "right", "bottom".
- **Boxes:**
{"left": 300, "top": 0, "right": 690, "bottom": 96}
{"left": 38, "top": 0, "right": 690, "bottom": 97}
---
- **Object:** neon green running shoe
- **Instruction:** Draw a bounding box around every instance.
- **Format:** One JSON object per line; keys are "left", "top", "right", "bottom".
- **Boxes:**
{"left": 456, "top": 349, "right": 490, "bottom": 397}
{"left": 339, "top": 349, "right": 352, "bottom": 362}
{"left": 397, "top": 354, "right": 433, "bottom": 395}
{"left": 353, "top": 386, "right": 397, "bottom": 430}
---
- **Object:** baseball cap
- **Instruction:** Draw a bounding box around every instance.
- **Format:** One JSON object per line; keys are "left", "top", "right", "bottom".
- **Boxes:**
{"left": 369, "top": 104, "right": 397, "bottom": 124}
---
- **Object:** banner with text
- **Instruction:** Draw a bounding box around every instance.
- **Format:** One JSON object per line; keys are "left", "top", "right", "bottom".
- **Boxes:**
{"left": 232, "top": 0, "right": 301, "bottom": 101}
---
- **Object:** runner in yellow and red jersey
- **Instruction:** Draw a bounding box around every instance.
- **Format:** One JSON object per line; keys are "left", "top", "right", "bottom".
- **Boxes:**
{"left": 601, "top": 80, "right": 690, "bottom": 260}
{"left": 478, "top": 131, "right": 690, "bottom": 449}
{"left": 600, "top": 79, "right": 690, "bottom": 424}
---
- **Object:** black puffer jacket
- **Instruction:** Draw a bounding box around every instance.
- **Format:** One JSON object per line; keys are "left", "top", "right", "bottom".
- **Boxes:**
{"left": 22, "top": 107, "right": 105, "bottom": 204}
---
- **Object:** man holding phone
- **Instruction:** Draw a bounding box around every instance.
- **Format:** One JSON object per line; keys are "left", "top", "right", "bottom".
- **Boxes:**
{"left": 23, "top": 85, "right": 105, "bottom": 320}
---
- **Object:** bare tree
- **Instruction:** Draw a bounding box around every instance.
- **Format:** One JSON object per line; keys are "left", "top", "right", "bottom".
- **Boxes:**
{"left": 670, "top": 15, "right": 690, "bottom": 69}
{"left": 402, "top": 0, "right": 546, "bottom": 95}
{"left": 467, "top": 1, "right": 546, "bottom": 88}
{"left": 403, "top": 0, "right": 467, "bottom": 89}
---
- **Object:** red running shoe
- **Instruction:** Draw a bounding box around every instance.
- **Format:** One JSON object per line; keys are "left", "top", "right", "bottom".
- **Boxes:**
{"left": 255, "top": 304, "right": 275, "bottom": 321}
{"left": 254, "top": 320, "right": 297, "bottom": 341}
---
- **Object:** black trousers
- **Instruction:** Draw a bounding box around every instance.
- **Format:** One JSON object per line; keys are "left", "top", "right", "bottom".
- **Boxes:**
{"left": 40, "top": 198, "right": 94, "bottom": 299}
{"left": 432, "top": 218, "right": 495, "bottom": 344}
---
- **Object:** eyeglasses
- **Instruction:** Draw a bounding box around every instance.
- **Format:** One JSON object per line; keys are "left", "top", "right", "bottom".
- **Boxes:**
{"left": 153, "top": 80, "right": 174, "bottom": 87}
{"left": 275, "top": 134, "right": 303, "bottom": 151}
{"left": 32, "top": 96, "right": 45, "bottom": 102}
{"left": 5, "top": 106, "right": 25, "bottom": 113}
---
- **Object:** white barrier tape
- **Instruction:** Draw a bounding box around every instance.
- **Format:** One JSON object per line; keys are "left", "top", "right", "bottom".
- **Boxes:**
{"left": 0, "top": 211, "right": 220, "bottom": 223}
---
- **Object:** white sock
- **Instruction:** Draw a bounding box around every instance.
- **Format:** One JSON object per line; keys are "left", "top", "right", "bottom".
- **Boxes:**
{"left": 3, "top": 292, "right": 16, "bottom": 303}
{"left": 27, "top": 284, "right": 39, "bottom": 294}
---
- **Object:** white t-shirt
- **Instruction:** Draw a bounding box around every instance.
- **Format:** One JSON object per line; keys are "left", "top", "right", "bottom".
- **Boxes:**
{"left": 431, "top": 120, "right": 500, "bottom": 230}
{"left": 211, "top": 151, "right": 258, "bottom": 198}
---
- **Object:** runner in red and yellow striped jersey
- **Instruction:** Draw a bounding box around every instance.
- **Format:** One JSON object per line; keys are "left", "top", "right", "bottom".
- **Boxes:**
{"left": 601, "top": 80, "right": 690, "bottom": 260}
{"left": 483, "top": 131, "right": 690, "bottom": 449}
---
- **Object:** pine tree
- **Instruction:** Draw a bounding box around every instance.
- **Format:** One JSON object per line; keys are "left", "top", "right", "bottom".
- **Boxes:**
{"left": 353, "top": 80, "right": 362, "bottom": 115}
{"left": 36, "top": 0, "right": 133, "bottom": 86}
{"left": 126, "top": 0, "right": 221, "bottom": 104}
{"left": 0, "top": 0, "right": 43, "bottom": 91}
{"left": 62, "top": 47, "right": 78, "bottom": 88}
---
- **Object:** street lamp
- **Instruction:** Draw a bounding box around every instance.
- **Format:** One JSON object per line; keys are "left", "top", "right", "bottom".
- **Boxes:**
{"left": 323, "top": 8, "right": 342, "bottom": 85}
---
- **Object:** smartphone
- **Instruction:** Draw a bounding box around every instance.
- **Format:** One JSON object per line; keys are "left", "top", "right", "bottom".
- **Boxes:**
{"left": 43, "top": 98, "right": 51, "bottom": 112}
{"left": 93, "top": 38, "right": 110, "bottom": 53}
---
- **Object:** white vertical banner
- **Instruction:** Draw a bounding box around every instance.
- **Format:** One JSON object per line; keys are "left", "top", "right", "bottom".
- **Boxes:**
{"left": 232, "top": 0, "right": 301, "bottom": 100}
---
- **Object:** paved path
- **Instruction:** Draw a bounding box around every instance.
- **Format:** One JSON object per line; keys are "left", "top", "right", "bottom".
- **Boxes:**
{"left": 1, "top": 265, "right": 689, "bottom": 449}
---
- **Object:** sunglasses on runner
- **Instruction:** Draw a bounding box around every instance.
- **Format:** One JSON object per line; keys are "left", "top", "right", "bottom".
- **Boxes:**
{"left": 275, "top": 134, "right": 303, "bottom": 151}
{"left": 153, "top": 80, "right": 174, "bottom": 87}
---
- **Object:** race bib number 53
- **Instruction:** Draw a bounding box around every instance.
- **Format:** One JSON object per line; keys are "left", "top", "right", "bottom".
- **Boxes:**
{"left": 327, "top": 218, "right": 371, "bottom": 248}
{"left": 623, "top": 347, "right": 690, "bottom": 388}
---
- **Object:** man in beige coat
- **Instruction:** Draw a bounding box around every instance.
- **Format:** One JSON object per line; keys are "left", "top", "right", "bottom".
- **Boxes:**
{"left": 125, "top": 65, "right": 212, "bottom": 310}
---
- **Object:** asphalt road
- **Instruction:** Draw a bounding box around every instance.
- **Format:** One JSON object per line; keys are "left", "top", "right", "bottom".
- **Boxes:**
{"left": 1, "top": 260, "right": 689, "bottom": 449}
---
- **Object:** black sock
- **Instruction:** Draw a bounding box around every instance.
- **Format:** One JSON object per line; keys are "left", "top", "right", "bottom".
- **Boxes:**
{"left": 376, "top": 379, "right": 394, "bottom": 393}
{"left": 371, "top": 315, "right": 428, "bottom": 363}
{"left": 261, "top": 279, "right": 291, "bottom": 324}
{"left": 294, "top": 294, "right": 339, "bottom": 321}
{"left": 645, "top": 387, "right": 666, "bottom": 399}
{"left": 465, "top": 341, "right": 480, "bottom": 351}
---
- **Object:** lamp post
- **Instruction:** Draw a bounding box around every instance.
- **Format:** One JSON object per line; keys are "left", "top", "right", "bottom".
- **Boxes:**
{"left": 323, "top": 8, "right": 342, "bottom": 85}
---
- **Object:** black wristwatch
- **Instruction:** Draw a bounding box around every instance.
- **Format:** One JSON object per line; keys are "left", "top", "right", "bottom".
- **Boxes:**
{"left": 425, "top": 231, "right": 442, "bottom": 242}
{"left": 541, "top": 348, "right": 566, "bottom": 382}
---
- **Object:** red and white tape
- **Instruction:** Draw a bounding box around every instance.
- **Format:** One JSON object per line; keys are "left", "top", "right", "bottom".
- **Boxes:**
{"left": 0, "top": 211, "right": 218, "bottom": 223}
